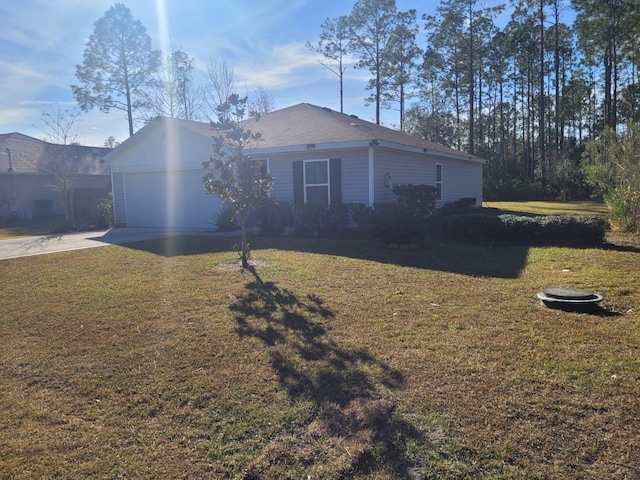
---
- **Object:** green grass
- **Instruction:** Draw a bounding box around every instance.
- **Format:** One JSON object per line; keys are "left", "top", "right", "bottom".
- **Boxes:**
{"left": 1, "top": 233, "right": 639, "bottom": 479}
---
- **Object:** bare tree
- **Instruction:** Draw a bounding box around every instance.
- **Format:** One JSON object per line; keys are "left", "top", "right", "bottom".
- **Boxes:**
{"left": 201, "top": 58, "right": 235, "bottom": 120}
{"left": 38, "top": 109, "right": 84, "bottom": 223}
{"left": 39, "top": 108, "right": 83, "bottom": 145}
{"left": 147, "top": 49, "right": 201, "bottom": 120}
{"left": 248, "top": 85, "right": 275, "bottom": 116}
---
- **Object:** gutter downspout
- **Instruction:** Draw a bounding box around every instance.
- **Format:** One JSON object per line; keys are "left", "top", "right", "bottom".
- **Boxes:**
{"left": 368, "top": 146, "right": 375, "bottom": 207}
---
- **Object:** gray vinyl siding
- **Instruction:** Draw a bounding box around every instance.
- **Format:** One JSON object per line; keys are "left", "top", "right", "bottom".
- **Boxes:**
{"left": 267, "top": 148, "right": 370, "bottom": 205}
{"left": 374, "top": 149, "right": 433, "bottom": 204}
{"left": 112, "top": 171, "right": 127, "bottom": 226}
{"left": 438, "top": 159, "right": 483, "bottom": 206}
{"left": 338, "top": 150, "right": 368, "bottom": 204}
{"left": 373, "top": 148, "right": 483, "bottom": 207}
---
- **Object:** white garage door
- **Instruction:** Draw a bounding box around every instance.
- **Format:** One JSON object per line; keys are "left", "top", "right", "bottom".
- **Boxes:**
{"left": 124, "top": 170, "right": 222, "bottom": 228}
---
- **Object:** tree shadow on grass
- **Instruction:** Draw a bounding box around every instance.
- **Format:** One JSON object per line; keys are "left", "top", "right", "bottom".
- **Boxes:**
{"left": 122, "top": 234, "right": 530, "bottom": 279}
{"left": 231, "top": 266, "right": 421, "bottom": 478}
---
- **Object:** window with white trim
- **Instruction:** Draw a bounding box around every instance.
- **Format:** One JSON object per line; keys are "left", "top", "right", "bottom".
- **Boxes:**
{"left": 304, "top": 159, "right": 329, "bottom": 206}
{"left": 435, "top": 163, "right": 443, "bottom": 201}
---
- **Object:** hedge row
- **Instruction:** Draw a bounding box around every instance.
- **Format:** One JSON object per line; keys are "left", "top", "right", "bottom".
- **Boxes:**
{"left": 437, "top": 213, "right": 608, "bottom": 246}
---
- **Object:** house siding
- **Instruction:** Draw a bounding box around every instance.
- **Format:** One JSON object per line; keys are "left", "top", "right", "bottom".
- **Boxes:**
{"left": 112, "top": 172, "right": 126, "bottom": 226}
{"left": 373, "top": 148, "right": 483, "bottom": 207}
{"left": 267, "top": 148, "right": 369, "bottom": 205}
{"left": 438, "top": 159, "right": 483, "bottom": 206}
{"left": 373, "top": 149, "right": 433, "bottom": 204}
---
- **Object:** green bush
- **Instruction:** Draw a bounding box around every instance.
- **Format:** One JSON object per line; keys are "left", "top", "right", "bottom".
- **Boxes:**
{"left": 439, "top": 213, "right": 608, "bottom": 246}
{"left": 347, "top": 203, "right": 373, "bottom": 229}
{"left": 392, "top": 184, "right": 436, "bottom": 218}
{"left": 258, "top": 200, "right": 295, "bottom": 235}
{"left": 605, "top": 186, "right": 640, "bottom": 233}
{"left": 436, "top": 197, "right": 478, "bottom": 216}
{"left": 86, "top": 196, "right": 113, "bottom": 229}
{"left": 214, "top": 207, "right": 239, "bottom": 232}
{"left": 296, "top": 203, "right": 326, "bottom": 229}
{"left": 368, "top": 203, "right": 426, "bottom": 244}
{"left": 321, "top": 203, "right": 350, "bottom": 230}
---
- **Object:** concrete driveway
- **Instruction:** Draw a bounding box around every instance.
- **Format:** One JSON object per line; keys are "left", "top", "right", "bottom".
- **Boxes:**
{"left": 0, "top": 227, "right": 220, "bottom": 260}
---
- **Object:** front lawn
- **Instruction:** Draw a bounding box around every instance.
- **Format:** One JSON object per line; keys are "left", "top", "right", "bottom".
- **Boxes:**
{"left": 1, "top": 235, "right": 638, "bottom": 478}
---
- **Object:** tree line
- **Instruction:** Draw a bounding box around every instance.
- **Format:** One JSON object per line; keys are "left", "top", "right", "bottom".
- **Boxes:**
{"left": 310, "top": 0, "right": 639, "bottom": 214}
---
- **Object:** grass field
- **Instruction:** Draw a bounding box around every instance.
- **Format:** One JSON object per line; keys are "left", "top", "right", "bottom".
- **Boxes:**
{"left": 1, "top": 230, "right": 639, "bottom": 478}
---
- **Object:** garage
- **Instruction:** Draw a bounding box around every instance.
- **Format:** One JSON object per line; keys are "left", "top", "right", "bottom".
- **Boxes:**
{"left": 123, "top": 169, "right": 221, "bottom": 229}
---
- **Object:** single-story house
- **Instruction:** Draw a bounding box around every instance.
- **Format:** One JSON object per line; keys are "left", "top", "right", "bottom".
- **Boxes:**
{"left": 0, "top": 133, "right": 111, "bottom": 218}
{"left": 105, "top": 103, "right": 485, "bottom": 229}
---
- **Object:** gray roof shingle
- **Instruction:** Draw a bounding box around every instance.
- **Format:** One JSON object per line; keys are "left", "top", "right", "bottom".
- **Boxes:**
{"left": 166, "top": 103, "right": 480, "bottom": 160}
{"left": 0, "top": 133, "right": 111, "bottom": 175}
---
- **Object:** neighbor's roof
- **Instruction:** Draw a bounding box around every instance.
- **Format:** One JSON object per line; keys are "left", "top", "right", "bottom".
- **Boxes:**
{"left": 0, "top": 133, "right": 111, "bottom": 175}
{"left": 163, "top": 103, "right": 482, "bottom": 161}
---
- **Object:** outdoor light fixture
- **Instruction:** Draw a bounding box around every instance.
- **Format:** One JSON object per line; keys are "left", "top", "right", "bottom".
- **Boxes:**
{"left": 369, "top": 139, "right": 379, "bottom": 146}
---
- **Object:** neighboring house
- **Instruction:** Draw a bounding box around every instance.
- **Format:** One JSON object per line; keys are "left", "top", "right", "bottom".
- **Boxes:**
{"left": 0, "top": 133, "right": 111, "bottom": 218}
{"left": 105, "top": 103, "right": 486, "bottom": 229}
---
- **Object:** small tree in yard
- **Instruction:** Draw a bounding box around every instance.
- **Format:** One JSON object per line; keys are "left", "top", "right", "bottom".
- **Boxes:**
{"left": 203, "top": 94, "right": 273, "bottom": 268}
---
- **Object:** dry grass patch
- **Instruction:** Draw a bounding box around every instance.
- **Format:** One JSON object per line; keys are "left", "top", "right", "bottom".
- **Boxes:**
{"left": 484, "top": 200, "right": 608, "bottom": 216}
{"left": 1, "top": 235, "right": 639, "bottom": 478}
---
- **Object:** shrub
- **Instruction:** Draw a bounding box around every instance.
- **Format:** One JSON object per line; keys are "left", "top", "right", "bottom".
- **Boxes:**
{"left": 321, "top": 203, "right": 350, "bottom": 230}
{"left": 436, "top": 197, "right": 477, "bottom": 216}
{"left": 368, "top": 203, "right": 426, "bottom": 244}
{"left": 296, "top": 204, "right": 327, "bottom": 230}
{"left": 258, "top": 200, "right": 295, "bottom": 235}
{"left": 605, "top": 186, "right": 640, "bottom": 233}
{"left": 392, "top": 184, "right": 436, "bottom": 218}
{"left": 439, "top": 213, "right": 608, "bottom": 246}
{"left": 86, "top": 195, "right": 113, "bottom": 229}
{"left": 347, "top": 203, "right": 373, "bottom": 229}
{"left": 214, "top": 207, "right": 239, "bottom": 232}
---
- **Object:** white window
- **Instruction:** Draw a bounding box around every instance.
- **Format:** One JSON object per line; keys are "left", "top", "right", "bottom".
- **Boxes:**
{"left": 304, "top": 159, "right": 329, "bottom": 206}
{"left": 436, "top": 164, "right": 443, "bottom": 201}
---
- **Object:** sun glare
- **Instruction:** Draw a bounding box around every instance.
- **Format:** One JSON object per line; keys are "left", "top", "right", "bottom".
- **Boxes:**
{"left": 154, "top": 0, "right": 180, "bottom": 232}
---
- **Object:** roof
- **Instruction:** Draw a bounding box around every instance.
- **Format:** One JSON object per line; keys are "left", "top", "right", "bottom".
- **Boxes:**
{"left": 150, "top": 103, "right": 483, "bottom": 162}
{"left": 0, "top": 133, "right": 111, "bottom": 175}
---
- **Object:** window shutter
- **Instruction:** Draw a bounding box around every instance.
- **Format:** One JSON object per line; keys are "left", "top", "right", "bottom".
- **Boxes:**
{"left": 293, "top": 161, "right": 304, "bottom": 207}
{"left": 329, "top": 158, "right": 342, "bottom": 205}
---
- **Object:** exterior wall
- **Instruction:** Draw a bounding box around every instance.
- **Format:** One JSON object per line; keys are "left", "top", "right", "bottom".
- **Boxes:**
{"left": 439, "top": 158, "right": 483, "bottom": 206}
{"left": 109, "top": 123, "right": 220, "bottom": 228}
{"left": 0, "top": 173, "right": 110, "bottom": 218}
{"left": 373, "top": 149, "right": 434, "bottom": 205}
{"left": 373, "top": 148, "right": 483, "bottom": 207}
{"left": 267, "top": 148, "right": 370, "bottom": 205}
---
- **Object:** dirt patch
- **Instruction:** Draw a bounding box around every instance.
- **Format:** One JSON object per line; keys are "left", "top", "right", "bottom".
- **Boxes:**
{"left": 215, "top": 258, "right": 273, "bottom": 270}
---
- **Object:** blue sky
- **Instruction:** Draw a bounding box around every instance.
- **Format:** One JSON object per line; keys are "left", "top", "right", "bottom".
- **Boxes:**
{"left": 0, "top": 0, "right": 522, "bottom": 146}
